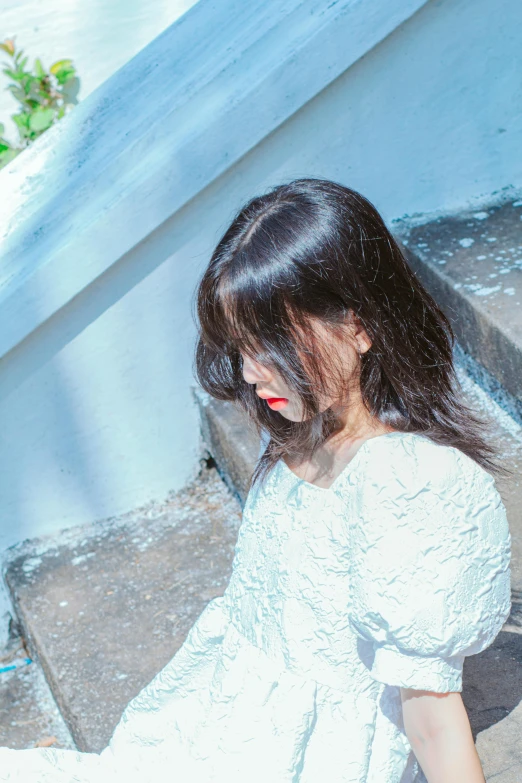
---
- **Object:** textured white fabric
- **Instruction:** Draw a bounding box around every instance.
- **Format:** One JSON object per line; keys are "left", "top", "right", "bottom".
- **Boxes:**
{"left": 0, "top": 431, "right": 512, "bottom": 782}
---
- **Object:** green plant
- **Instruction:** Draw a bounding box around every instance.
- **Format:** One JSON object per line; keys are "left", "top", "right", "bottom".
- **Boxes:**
{"left": 0, "top": 37, "right": 80, "bottom": 170}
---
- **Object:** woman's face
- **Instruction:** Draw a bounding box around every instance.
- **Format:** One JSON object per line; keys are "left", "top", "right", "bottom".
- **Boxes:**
{"left": 241, "top": 350, "right": 303, "bottom": 420}
{"left": 240, "top": 316, "right": 371, "bottom": 422}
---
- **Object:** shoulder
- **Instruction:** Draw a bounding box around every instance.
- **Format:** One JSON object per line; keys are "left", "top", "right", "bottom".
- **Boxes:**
{"left": 359, "top": 432, "right": 508, "bottom": 540}
{"left": 365, "top": 431, "right": 496, "bottom": 496}
{"left": 355, "top": 432, "right": 510, "bottom": 571}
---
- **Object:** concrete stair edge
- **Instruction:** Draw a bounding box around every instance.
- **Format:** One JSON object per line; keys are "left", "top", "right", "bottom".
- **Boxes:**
{"left": 392, "top": 195, "right": 522, "bottom": 414}
{"left": 192, "top": 386, "right": 260, "bottom": 506}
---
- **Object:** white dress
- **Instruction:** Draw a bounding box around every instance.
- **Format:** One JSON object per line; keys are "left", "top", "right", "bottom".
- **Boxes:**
{"left": 0, "top": 431, "right": 512, "bottom": 783}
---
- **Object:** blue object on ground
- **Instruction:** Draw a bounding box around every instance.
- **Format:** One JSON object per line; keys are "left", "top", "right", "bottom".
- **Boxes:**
{"left": 0, "top": 657, "right": 32, "bottom": 674}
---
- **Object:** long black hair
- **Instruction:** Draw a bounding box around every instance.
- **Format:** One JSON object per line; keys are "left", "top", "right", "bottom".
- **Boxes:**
{"left": 194, "top": 177, "right": 512, "bottom": 489}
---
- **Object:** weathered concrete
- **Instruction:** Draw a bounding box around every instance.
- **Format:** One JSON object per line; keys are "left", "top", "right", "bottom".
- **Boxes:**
{"left": 465, "top": 631, "right": 522, "bottom": 781}
{"left": 394, "top": 197, "right": 522, "bottom": 412}
{"left": 3, "top": 464, "right": 242, "bottom": 752}
{"left": 0, "top": 635, "right": 75, "bottom": 750}
{"left": 193, "top": 387, "right": 260, "bottom": 505}
{"left": 451, "top": 348, "right": 522, "bottom": 631}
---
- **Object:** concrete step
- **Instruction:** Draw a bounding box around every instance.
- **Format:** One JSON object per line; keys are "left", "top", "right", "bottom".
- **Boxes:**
{"left": 393, "top": 195, "right": 522, "bottom": 419}
{"left": 0, "top": 632, "right": 75, "bottom": 751}
{"left": 3, "top": 462, "right": 242, "bottom": 752}
{"left": 194, "top": 387, "right": 261, "bottom": 505}
{"left": 195, "top": 361, "right": 522, "bottom": 782}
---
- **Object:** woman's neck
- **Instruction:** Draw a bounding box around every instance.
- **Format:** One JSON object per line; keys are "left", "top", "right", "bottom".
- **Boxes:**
{"left": 326, "top": 395, "right": 393, "bottom": 449}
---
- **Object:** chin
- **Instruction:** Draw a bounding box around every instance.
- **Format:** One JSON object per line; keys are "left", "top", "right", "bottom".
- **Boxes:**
{"left": 279, "top": 408, "right": 308, "bottom": 423}
{"left": 275, "top": 401, "right": 325, "bottom": 423}
{"left": 275, "top": 405, "right": 300, "bottom": 422}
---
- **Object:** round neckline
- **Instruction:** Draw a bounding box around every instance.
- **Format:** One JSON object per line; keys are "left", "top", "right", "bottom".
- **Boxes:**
{"left": 278, "top": 430, "right": 406, "bottom": 493}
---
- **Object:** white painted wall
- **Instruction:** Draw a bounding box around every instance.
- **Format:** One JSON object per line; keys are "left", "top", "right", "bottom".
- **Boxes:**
{"left": 0, "top": 0, "right": 198, "bottom": 144}
{"left": 0, "top": 0, "right": 520, "bottom": 637}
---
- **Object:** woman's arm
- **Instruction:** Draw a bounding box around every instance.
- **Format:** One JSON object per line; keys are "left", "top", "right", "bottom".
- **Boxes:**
{"left": 400, "top": 688, "right": 485, "bottom": 783}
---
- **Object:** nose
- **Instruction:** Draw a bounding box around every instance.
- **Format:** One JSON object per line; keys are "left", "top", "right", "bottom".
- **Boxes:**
{"left": 241, "top": 353, "right": 273, "bottom": 385}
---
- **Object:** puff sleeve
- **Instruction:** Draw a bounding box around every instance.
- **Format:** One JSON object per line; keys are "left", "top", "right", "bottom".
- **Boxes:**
{"left": 348, "top": 438, "right": 512, "bottom": 693}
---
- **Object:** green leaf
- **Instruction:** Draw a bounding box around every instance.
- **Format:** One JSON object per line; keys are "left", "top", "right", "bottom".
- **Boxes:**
{"left": 12, "top": 112, "right": 31, "bottom": 128}
{"left": 7, "top": 84, "right": 25, "bottom": 102}
{"left": 27, "top": 80, "right": 42, "bottom": 97}
{"left": 17, "top": 126, "right": 32, "bottom": 139}
{"left": 50, "top": 58, "right": 73, "bottom": 74}
{"left": 0, "top": 147, "right": 20, "bottom": 170}
{"left": 23, "top": 77, "right": 37, "bottom": 94}
{"left": 3, "top": 68, "right": 19, "bottom": 81}
{"left": 60, "top": 75, "right": 80, "bottom": 104}
{"left": 34, "top": 57, "right": 45, "bottom": 78}
{"left": 28, "top": 107, "right": 54, "bottom": 132}
{"left": 54, "top": 66, "right": 76, "bottom": 86}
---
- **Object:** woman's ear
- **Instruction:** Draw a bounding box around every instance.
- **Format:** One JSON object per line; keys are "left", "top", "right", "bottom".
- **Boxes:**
{"left": 345, "top": 311, "right": 372, "bottom": 354}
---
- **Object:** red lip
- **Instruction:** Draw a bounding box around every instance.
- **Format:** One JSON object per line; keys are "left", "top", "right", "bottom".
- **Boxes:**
{"left": 266, "top": 397, "right": 288, "bottom": 410}
{"left": 256, "top": 391, "right": 289, "bottom": 409}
